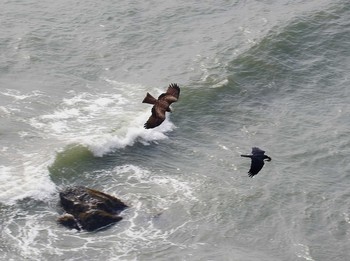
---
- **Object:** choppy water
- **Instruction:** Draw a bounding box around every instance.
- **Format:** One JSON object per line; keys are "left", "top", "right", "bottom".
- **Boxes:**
{"left": 1, "top": 1, "right": 350, "bottom": 260}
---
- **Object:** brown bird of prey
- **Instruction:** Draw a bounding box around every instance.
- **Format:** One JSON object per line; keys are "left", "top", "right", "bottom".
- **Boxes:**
{"left": 142, "top": 83, "right": 180, "bottom": 129}
{"left": 241, "top": 147, "right": 272, "bottom": 177}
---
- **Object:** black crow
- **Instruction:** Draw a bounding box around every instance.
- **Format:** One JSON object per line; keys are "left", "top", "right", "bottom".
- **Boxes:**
{"left": 241, "top": 147, "right": 271, "bottom": 177}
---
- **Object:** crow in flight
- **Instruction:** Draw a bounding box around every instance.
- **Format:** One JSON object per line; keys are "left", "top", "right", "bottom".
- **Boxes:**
{"left": 241, "top": 147, "right": 271, "bottom": 177}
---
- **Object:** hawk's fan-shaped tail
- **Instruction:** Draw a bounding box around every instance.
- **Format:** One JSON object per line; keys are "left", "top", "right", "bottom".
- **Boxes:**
{"left": 142, "top": 93, "right": 157, "bottom": 105}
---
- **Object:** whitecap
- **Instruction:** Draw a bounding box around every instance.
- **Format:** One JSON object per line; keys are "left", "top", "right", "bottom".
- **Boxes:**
{"left": 0, "top": 159, "right": 56, "bottom": 205}
{"left": 79, "top": 115, "right": 174, "bottom": 157}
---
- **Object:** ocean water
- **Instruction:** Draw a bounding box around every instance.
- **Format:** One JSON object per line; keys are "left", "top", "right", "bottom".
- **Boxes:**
{"left": 1, "top": 0, "right": 350, "bottom": 260}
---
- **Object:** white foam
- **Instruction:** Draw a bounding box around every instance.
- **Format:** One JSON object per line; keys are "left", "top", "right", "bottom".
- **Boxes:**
{"left": 1, "top": 89, "right": 44, "bottom": 100}
{"left": 79, "top": 110, "right": 174, "bottom": 157}
{"left": 294, "top": 243, "right": 315, "bottom": 261}
{"left": 102, "top": 164, "right": 198, "bottom": 256}
{"left": 41, "top": 108, "right": 80, "bottom": 120}
{"left": 113, "top": 164, "right": 197, "bottom": 203}
{"left": 211, "top": 78, "right": 229, "bottom": 88}
{"left": 0, "top": 159, "right": 56, "bottom": 205}
{"left": 0, "top": 106, "right": 11, "bottom": 115}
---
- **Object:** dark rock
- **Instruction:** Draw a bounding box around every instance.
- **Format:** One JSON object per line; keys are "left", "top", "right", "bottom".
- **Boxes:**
{"left": 78, "top": 210, "right": 123, "bottom": 231}
{"left": 57, "top": 214, "right": 80, "bottom": 230}
{"left": 57, "top": 186, "right": 128, "bottom": 231}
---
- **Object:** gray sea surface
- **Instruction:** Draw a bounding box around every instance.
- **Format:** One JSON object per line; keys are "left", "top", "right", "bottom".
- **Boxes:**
{"left": 1, "top": 0, "right": 350, "bottom": 260}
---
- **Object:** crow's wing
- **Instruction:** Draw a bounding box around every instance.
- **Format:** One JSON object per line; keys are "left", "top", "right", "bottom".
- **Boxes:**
{"left": 252, "top": 147, "right": 265, "bottom": 155}
{"left": 248, "top": 158, "right": 265, "bottom": 177}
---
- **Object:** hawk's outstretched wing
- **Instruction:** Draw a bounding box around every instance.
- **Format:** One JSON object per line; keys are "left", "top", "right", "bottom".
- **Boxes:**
{"left": 144, "top": 107, "right": 166, "bottom": 129}
{"left": 158, "top": 83, "right": 180, "bottom": 104}
{"left": 165, "top": 83, "right": 180, "bottom": 99}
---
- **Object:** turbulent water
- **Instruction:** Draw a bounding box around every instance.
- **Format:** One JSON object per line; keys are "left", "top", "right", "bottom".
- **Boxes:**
{"left": 1, "top": 0, "right": 350, "bottom": 260}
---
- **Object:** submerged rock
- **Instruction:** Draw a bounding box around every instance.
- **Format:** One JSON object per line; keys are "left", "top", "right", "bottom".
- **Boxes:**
{"left": 57, "top": 186, "right": 128, "bottom": 231}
